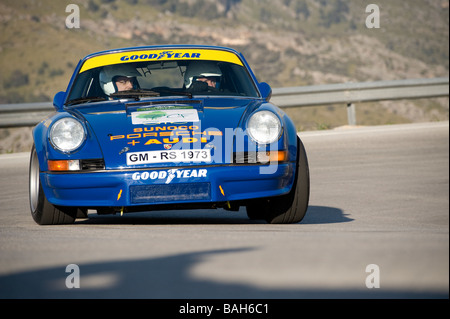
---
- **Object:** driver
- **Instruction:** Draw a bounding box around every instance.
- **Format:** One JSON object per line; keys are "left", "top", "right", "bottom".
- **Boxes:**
{"left": 184, "top": 61, "right": 222, "bottom": 90}
{"left": 99, "top": 64, "right": 141, "bottom": 96}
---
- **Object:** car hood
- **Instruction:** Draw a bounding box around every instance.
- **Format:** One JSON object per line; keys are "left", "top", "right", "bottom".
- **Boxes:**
{"left": 70, "top": 97, "right": 260, "bottom": 168}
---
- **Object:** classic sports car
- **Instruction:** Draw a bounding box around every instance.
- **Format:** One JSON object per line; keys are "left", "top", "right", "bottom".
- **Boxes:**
{"left": 29, "top": 45, "right": 309, "bottom": 225}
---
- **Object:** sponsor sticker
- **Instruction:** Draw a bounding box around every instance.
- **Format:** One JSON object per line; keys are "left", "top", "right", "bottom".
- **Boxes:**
{"left": 132, "top": 169, "right": 207, "bottom": 184}
{"left": 131, "top": 109, "right": 199, "bottom": 125}
{"left": 79, "top": 49, "right": 243, "bottom": 73}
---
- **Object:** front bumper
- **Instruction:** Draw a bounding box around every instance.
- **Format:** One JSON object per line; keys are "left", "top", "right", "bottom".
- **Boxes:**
{"left": 41, "top": 163, "right": 296, "bottom": 208}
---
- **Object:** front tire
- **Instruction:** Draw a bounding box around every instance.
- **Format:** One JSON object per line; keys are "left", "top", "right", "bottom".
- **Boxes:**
{"left": 245, "top": 138, "right": 310, "bottom": 224}
{"left": 29, "top": 146, "right": 77, "bottom": 225}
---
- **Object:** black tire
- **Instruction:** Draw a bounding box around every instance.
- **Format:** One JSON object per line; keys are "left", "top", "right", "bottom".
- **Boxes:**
{"left": 245, "top": 138, "right": 310, "bottom": 224}
{"left": 265, "top": 138, "right": 310, "bottom": 224}
{"left": 29, "top": 146, "right": 77, "bottom": 225}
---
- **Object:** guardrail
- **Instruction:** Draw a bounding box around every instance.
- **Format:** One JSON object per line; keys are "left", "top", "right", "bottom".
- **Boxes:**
{"left": 0, "top": 77, "right": 448, "bottom": 128}
{"left": 270, "top": 77, "right": 449, "bottom": 125}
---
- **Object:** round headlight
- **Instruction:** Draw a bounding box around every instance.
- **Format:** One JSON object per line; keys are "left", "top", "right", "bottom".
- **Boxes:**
{"left": 50, "top": 117, "right": 86, "bottom": 152}
{"left": 247, "top": 110, "right": 282, "bottom": 144}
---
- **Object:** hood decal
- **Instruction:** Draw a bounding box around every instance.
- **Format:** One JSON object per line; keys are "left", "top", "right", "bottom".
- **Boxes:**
{"left": 77, "top": 98, "right": 261, "bottom": 168}
{"left": 131, "top": 108, "right": 199, "bottom": 125}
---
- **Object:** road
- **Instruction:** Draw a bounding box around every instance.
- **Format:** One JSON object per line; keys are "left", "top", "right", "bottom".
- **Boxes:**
{"left": 0, "top": 121, "right": 448, "bottom": 299}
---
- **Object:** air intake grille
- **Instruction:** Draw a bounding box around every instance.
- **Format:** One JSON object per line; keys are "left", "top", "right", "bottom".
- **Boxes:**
{"left": 130, "top": 183, "right": 211, "bottom": 204}
{"left": 80, "top": 159, "right": 105, "bottom": 170}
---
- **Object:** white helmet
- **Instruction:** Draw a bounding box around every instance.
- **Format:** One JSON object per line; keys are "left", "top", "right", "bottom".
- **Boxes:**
{"left": 184, "top": 61, "right": 222, "bottom": 88}
{"left": 99, "top": 64, "right": 141, "bottom": 95}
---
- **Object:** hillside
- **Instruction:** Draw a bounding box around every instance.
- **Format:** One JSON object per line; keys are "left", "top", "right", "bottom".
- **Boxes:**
{"left": 0, "top": 0, "right": 449, "bottom": 153}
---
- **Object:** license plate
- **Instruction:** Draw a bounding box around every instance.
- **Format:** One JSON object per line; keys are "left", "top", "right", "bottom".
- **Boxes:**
{"left": 127, "top": 149, "right": 211, "bottom": 165}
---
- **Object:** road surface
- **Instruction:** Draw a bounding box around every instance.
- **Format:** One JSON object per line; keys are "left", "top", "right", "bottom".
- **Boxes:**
{"left": 0, "top": 122, "right": 448, "bottom": 299}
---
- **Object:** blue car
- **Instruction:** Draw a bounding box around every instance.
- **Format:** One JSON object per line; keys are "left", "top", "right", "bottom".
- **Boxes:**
{"left": 29, "top": 45, "right": 309, "bottom": 225}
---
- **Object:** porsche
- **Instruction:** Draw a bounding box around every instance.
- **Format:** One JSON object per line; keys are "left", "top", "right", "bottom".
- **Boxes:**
{"left": 29, "top": 45, "right": 309, "bottom": 225}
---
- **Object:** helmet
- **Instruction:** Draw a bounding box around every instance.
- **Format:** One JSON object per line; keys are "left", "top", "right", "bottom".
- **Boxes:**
{"left": 99, "top": 64, "right": 141, "bottom": 95}
{"left": 184, "top": 61, "right": 222, "bottom": 88}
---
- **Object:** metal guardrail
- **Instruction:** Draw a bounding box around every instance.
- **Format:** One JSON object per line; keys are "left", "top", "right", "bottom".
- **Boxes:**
{"left": 271, "top": 77, "right": 449, "bottom": 125}
{"left": 0, "top": 102, "right": 56, "bottom": 128}
{"left": 0, "top": 77, "right": 448, "bottom": 128}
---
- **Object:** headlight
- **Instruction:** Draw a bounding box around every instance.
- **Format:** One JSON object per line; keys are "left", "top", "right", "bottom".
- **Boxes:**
{"left": 247, "top": 110, "right": 282, "bottom": 144}
{"left": 50, "top": 117, "right": 86, "bottom": 152}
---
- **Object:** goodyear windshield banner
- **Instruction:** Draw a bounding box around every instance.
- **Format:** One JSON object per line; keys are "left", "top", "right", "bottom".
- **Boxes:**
{"left": 79, "top": 49, "right": 243, "bottom": 73}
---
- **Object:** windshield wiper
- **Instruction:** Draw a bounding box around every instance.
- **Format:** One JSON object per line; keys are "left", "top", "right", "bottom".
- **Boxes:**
{"left": 155, "top": 89, "right": 193, "bottom": 99}
{"left": 66, "top": 96, "right": 107, "bottom": 106}
{"left": 109, "top": 89, "right": 160, "bottom": 99}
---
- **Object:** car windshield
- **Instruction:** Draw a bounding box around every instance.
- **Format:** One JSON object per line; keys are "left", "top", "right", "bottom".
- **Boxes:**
{"left": 66, "top": 59, "right": 259, "bottom": 105}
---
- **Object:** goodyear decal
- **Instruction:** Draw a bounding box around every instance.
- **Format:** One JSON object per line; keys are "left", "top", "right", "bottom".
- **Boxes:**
{"left": 132, "top": 169, "right": 207, "bottom": 184}
{"left": 79, "top": 49, "right": 243, "bottom": 73}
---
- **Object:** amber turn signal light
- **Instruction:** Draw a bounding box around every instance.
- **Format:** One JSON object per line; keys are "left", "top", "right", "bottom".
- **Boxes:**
{"left": 257, "top": 150, "right": 288, "bottom": 163}
{"left": 48, "top": 160, "right": 80, "bottom": 171}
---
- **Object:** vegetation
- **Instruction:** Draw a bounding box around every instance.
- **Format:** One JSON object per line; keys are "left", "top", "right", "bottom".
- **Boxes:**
{"left": 0, "top": 0, "right": 448, "bottom": 138}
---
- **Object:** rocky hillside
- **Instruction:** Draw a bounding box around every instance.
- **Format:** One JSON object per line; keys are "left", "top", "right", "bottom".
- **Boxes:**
{"left": 0, "top": 0, "right": 449, "bottom": 152}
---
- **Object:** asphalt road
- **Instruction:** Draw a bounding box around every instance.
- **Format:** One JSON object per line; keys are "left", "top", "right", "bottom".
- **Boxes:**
{"left": 0, "top": 121, "right": 448, "bottom": 299}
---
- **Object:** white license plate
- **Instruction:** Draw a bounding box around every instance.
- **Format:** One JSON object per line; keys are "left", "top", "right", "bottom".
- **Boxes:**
{"left": 127, "top": 149, "right": 211, "bottom": 165}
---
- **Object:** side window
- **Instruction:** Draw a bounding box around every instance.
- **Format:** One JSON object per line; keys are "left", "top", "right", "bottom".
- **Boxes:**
{"left": 67, "top": 68, "right": 108, "bottom": 102}
{"left": 226, "top": 64, "right": 259, "bottom": 97}
{"left": 87, "top": 69, "right": 105, "bottom": 97}
{"left": 67, "top": 70, "right": 93, "bottom": 101}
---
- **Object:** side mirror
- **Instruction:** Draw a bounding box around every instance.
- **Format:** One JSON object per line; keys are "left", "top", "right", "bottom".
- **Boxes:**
{"left": 258, "top": 82, "right": 272, "bottom": 101}
{"left": 53, "top": 91, "right": 66, "bottom": 110}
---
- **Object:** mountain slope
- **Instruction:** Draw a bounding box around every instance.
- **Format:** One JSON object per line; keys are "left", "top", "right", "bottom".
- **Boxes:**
{"left": 0, "top": 0, "right": 448, "bottom": 144}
